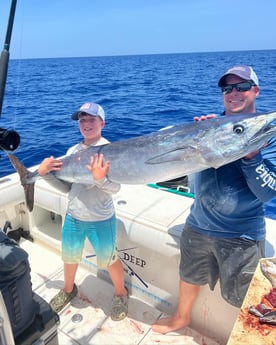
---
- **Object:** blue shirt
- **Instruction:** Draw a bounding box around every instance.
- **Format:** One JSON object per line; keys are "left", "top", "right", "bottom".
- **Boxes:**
{"left": 186, "top": 137, "right": 276, "bottom": 241}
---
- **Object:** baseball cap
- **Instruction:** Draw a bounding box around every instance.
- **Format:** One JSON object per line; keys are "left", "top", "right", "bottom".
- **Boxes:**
{"left": 218, "top": 65, "right": 259, "bottom": 87}
{"left": 71, "top": 102, "right": 105, "bottom": 121}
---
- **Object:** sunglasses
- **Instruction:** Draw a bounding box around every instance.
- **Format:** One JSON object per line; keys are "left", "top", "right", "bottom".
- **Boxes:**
{"left": 221, "top": 81, "right": 256, "bottom": 95}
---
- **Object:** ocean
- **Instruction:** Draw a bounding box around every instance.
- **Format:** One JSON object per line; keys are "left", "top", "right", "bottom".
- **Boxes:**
{"left": 0, "top": 50, "right": 276, "bottom": 219}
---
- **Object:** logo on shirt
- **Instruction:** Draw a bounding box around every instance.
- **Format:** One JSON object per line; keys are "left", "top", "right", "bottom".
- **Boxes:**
{"left": 256, "top": 164, "right": 276, "bottom": 190}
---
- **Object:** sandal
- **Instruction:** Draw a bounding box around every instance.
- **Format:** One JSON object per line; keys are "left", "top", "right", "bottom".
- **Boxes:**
{"left": 110, "top": 287, "right": 129, "bottom": 321}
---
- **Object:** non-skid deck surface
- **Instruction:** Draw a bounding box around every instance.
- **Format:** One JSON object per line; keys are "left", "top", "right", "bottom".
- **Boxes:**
{"left": 21, "top": 239, "right": 220, "bottom": 345}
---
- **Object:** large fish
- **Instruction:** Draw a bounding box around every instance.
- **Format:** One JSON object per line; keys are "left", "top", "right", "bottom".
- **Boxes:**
{"left": 8, "top": 111, "right": 276, "bottom": 212}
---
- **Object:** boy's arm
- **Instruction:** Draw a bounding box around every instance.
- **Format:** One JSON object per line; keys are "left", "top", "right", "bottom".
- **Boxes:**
{"left": 38, "top": 156, "right": 71, "bottom": 193}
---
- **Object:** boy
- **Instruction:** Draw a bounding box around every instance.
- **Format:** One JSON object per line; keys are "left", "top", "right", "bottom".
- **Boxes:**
{"left": 38, "top": 102, "right": 128, "bottom": 321}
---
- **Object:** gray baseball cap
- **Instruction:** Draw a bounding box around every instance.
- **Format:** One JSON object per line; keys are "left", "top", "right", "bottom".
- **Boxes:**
{"left": 218, "top": 65, "right": 259, "bottom": 87}
{"left": 72, "top": 102, "right": 105, "bottom": 121}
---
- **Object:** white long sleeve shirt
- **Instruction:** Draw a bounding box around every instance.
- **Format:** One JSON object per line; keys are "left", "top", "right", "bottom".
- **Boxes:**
{"left": 44, "top": 137, "right": 120, "bottom": 222}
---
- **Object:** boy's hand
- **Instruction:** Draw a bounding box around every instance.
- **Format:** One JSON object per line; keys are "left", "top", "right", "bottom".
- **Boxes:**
{"left": 38, "top": 156, "right": 62, "bottom": 176}
{"left": 87, "top": 153, "right": 110, "bottom": 181}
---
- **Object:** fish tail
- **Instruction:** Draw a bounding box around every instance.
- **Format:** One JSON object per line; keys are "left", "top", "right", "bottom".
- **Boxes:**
{"left": 8, "top": 153, "right": 35, "bottom": 212}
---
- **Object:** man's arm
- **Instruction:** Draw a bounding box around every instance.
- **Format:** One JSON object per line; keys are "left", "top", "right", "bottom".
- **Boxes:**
{"left": 241, "top": 142, "right": 276, "bottom": 202}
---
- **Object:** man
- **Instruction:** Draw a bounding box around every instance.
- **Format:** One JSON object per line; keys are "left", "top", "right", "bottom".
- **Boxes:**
{"left": 152, "top": 65, "right": 276, "bottom": 334}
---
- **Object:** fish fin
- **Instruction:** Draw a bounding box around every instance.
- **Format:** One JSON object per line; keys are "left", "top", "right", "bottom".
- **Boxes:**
{"left": 145, "top": 147, "right": 196, "bottom": 164}
{"left": 7, "top": 153, "right": 35, "bottom": 212}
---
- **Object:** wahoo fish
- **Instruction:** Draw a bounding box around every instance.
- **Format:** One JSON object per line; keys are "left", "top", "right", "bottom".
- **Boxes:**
{"left": 8, "top": 111, "right": 276, "bottom": 212}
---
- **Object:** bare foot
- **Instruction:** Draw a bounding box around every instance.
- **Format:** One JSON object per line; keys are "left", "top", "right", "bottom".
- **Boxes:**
{"left": 151, "top": 315, "right": 190, "bottom": 334}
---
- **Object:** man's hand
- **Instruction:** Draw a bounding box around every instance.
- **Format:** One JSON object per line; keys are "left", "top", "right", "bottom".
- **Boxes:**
{"left": 243, "top": 150, "right": 260, "bottom": 160}
{"left": 87, "top": 153, "right": 110, "bottom": 181}
{"left": 38, "top": 156, "right": 63, "bottom": 176}
{"left": 194, "top": 114, "right": 217, "bottom": 121}
{"left": 243, "top": 143, "right": 267, "bottom": 160}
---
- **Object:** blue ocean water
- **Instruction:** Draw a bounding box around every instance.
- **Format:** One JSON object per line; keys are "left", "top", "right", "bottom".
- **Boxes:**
{"left": 1, "top": 50, "right": 276, "bottom": 219}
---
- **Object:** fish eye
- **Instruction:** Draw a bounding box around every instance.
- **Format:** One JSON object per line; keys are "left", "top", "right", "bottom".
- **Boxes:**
{"left": 233, "top": 124, "right": 244, "bottom": 134}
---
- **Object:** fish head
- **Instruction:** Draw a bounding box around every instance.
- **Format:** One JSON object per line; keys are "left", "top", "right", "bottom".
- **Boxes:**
{"left": 199, "top": 111, "right": 276, "bottom": 168}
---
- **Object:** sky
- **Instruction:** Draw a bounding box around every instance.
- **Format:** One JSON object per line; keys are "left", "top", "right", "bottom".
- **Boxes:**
{"left": 0, "top": 0, "right": 275, "bottom": 59}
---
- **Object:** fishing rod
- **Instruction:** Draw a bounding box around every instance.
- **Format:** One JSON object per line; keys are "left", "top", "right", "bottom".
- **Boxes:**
{"left": 0, "top": 0, "right": 20, "bottom": 151}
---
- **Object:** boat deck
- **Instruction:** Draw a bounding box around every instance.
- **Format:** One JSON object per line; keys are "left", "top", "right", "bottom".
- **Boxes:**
{"left": 21, "top": 239, "right": 221, "bottom": 345}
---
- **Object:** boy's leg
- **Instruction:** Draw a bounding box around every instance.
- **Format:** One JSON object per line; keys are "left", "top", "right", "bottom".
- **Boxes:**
{"left": 108, "top": 259, "right": 128, "bottom": 321}
{"left": 64, "top": 263, "right": 78, "bottom": 292}
{"left": 108, "top": 259, "right": 127, "bottom": 296}
{"left": 49, "top": 263, "right": 79, "bottom": 313}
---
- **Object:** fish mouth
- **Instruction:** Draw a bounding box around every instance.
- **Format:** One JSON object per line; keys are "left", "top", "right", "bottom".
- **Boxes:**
{"left": 264, "top": 119, "right": 276, "bottom": 137}
{"left": 262, "top": 123, "right": 276, "bottom": 135}
{"left": 252, "top": 117, "right": 276, "bottom": 142}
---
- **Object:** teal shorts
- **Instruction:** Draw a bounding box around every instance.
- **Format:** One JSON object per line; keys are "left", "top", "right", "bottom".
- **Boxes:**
{"left": 62, "top": 214, "right": 118, "bottom": 269}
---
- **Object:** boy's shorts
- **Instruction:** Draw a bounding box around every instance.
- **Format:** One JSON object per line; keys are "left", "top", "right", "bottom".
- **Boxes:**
{"left": 179, "top": 224, "right": 265, "bottom": 307}
{"left": 62, "top": 214, "right": 118, "bottom": 269}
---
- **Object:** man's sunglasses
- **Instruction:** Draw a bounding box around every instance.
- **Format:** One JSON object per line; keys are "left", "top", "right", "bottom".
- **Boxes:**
{"left": 221, "top": 81, "right": 256, "bottom": 95}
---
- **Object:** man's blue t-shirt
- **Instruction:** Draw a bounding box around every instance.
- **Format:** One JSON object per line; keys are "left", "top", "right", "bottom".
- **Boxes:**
{"left": 186, "top": 137, "right": 276, "bottom": 241}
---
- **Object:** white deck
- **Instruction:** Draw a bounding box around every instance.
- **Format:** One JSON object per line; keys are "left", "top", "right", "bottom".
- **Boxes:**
{"left": 1, "top": 173, "right": 276, "bottom": 344}
{"left": 21, "top": 239, "right": 220, "bottom": 345}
